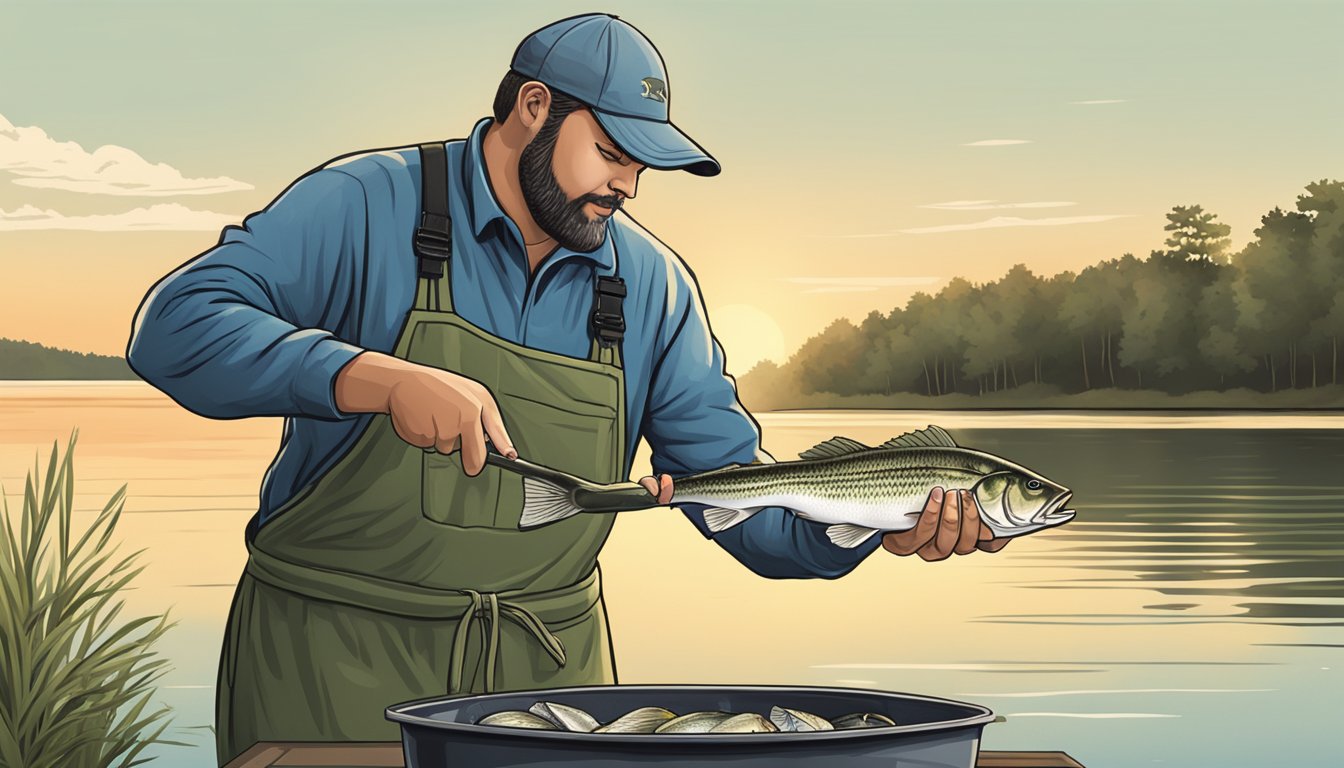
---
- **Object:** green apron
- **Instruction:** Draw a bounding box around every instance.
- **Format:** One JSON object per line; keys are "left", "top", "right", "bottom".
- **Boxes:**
{"left": 215, "top": 144, "right": 627, "bottom": 765}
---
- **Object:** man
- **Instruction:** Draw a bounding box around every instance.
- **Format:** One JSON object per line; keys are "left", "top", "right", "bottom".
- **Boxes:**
{"left": 126, "top": 13, "right": 1008, "bottom": 766}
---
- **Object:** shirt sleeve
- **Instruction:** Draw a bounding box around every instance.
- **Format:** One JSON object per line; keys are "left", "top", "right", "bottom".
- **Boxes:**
{"left": 640, "top": 256, "right": 883, "bottom": 579}
{"left": 125, "top": 168, "right": 369, "bottom": 420}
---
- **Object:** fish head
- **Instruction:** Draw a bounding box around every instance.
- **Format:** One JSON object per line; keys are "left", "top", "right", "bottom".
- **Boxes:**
{"left": 972, "top": 467, "right": 1074, "bottom": 539}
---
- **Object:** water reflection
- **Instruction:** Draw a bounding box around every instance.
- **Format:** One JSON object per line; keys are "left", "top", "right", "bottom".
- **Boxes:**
{"left": 3, "top": 388, "right": 1342, "bottom": 767}
{"left": 956, "top": 428, "right": 1344, "bottom": 626}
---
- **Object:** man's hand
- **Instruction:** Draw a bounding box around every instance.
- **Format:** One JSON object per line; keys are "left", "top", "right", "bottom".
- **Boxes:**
{"left": 638, "top": 474, "right": 674, "bottom": 504}
{"left": 334, "top": 352, "right": 517, "bottom": 476}
{"left": 882, "top": 487, "right": 1010, "bottom": 561}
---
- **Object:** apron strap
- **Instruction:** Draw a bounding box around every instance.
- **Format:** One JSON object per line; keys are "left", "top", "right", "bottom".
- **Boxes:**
{"left": 448, "top": 589, "right": 568, "bottom": 694}
{"left": 415, "top": 141, "right": 453, "bottom": 312}
{"left": 414, "top": 137, "right": 624, "bottom": 371}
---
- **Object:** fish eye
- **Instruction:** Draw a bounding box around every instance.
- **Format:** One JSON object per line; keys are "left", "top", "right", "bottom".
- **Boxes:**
{"left": 1026, "top": 479, "right": 1042, "bottom": 491}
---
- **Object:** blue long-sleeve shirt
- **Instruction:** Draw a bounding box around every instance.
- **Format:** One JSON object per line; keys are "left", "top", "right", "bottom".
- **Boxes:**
{"left": 126, "top": 117, "right": 881, "bottom": 579}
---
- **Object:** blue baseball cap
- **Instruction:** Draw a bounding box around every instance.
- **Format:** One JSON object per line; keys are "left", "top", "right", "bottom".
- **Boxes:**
{"left": 511, "top": 13, "right": 721, "bottom": 177}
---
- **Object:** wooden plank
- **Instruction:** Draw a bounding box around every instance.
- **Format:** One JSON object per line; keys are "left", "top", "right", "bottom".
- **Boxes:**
{"left": 224, "top": 742, "right": 1085, "bottom": 768}
{"left": 977, "top": 751, "right": 1086, "bottom": 768}
{"left": 273, "top": 743, "right": 404, "bottom": 766}
{"left": 224, "top": 745, "right": 289, "bottom": 768}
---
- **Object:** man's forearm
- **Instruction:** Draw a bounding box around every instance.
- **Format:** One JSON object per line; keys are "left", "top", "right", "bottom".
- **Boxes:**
{"left": 126, "top": 167, "right": 375, "bottom": 422}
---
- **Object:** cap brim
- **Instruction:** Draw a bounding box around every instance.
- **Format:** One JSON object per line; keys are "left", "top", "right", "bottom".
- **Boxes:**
{"left": 592, "top": 110, "right": 721, "bottom": 177}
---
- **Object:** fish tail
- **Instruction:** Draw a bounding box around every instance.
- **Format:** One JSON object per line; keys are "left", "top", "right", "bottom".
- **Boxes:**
{"left": 520, "top": 476, "right": 584, "bottom": 528}
{"left": 488, "top": 452, "right": 663, "bottom": 525}
{"left": 486, "top": 452, "right": 590, "bottom": 528}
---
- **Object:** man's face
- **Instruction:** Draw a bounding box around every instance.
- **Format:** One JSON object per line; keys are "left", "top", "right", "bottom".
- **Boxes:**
{"left": 520, "top": 107, "right": 645, "bottom": 253}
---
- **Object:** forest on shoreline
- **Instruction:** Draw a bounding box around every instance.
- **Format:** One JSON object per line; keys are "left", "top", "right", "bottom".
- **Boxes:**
{"left": 0, "top": 338, "right": 136, "bottom": 379}
{"left": 738, "top": 179, "right": 1344, "bottom": 411}
{"left": 7, "top": 180, "right": 1344, "bottom": 413}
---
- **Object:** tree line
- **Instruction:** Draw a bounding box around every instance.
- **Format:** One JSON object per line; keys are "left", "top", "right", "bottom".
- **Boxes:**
{"left": 0, "top": 338, "right": 136, "bottom": 379}
{"left": 747, "top": 180, "right": 1344, "bottom": 399}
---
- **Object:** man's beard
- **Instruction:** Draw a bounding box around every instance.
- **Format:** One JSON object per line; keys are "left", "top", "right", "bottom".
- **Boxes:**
{"left": 519, "top": 124, "right": 623, "bottom": 253}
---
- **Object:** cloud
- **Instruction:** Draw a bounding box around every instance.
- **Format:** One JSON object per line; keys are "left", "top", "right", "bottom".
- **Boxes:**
{"left": 921, "top": 200, "right": 1077, "bottom": 210}
{"left": 963, "top": 139, "right": 1032, "bottom": 146}
{"left": 0, "top": 203, "right": 241, "bottom": 231}
{"left": 785, "top": 276, "right": 941, "bottom": 293}
{"left": 899, "top": 214, "right": 1133, "bottom": 235}
{"left": 0, "top": 112, "right": 252, "bottom": 196}
{"left": 1070, "top": 99, "right": 1127, "bottom": 105}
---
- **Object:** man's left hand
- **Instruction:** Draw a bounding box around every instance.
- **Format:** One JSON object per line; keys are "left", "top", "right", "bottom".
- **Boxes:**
{"left": 638, "top": 474, "right": 674, "bottom": 504}
{"left": 882, "top": 487, "right": 1011, "bottom": 561}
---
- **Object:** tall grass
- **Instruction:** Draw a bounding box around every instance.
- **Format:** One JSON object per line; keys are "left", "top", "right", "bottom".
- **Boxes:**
{"left": 0, "top": 432, "right": 180, "bottom": 768}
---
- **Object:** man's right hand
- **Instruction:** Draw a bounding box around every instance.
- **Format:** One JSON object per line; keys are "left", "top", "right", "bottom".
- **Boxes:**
{"left": 334, "top": 352, "right": 516, "bottom": 476}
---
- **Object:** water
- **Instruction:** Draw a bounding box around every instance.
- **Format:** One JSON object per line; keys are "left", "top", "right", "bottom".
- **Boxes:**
{"left": 1, "top": 382, "right": 1341, "bottom": 767}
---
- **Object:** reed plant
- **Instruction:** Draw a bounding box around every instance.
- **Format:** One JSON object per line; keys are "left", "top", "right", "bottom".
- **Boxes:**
{"left": 0, "top": 432, "right": 180, "bottom": 768}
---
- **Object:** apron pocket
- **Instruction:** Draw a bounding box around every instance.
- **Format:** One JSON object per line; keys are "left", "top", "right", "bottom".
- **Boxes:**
{"left": 422, "top": 391, "right": 618, "bottom": 529}
{"left": 499, "top": 393, "right": 618, "bottom": 479}
{"left": 421, "top": 451, "right": 504, "bottom": 528}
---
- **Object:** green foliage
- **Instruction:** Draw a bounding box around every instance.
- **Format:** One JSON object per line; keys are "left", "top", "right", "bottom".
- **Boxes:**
{"left": 0, "top": 432, "right": 181, "bottom": 768}
{"left": 0, "top": 340, "right": 137, "bottom": 380}
{"left": 1164, "top": 204, "right": 1233, "bottom": 263}
{"left": 738, "top": 180, "right": 1344, "bottom": 402}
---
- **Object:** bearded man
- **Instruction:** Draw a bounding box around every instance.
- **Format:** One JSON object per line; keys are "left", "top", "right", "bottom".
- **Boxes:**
{"left": 125, "top": 13, "right": 1006, "bottom": 766}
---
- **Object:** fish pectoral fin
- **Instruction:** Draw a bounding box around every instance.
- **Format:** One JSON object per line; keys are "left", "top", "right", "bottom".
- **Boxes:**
{"left": 701, "top": 506, "right": 763, "bottom": 533}
{"left": 825, "top": 523, "right": 881, "bottom": 549}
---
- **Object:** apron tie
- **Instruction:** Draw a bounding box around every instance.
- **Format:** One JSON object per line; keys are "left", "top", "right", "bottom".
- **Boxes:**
{"left": 447, "top": 589, "right": 569, "bottom": 694}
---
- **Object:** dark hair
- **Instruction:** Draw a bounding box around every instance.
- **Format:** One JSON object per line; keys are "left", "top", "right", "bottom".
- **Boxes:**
{"left": 492, "top": 70, "right": 585, "bottom": 126}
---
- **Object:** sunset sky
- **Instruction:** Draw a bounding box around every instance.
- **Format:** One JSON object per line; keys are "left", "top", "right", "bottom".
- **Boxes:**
{"left": 2, "top": 0, "right": 1341, "bottom": 377}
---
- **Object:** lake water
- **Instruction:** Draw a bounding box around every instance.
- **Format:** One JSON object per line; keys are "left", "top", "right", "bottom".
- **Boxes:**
{"left": 1, "top": 382, "right": 1341, "bottom": 767}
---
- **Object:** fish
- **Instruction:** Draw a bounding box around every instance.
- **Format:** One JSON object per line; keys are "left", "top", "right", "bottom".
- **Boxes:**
{"left": 592, "top": 706, "right": 677, "bottom": 733}
{"left": 770, "top": 706, "right": 834, "bottom": 732}
{"left": 653, "top": 711, "right": 734, "bottom": 733}
{"left": 477, "top": 703, "right": 899, "bottom": 735}
{"left": 710, "top": 712, "right": 778, "bottom": 733}
{"left": 528, "top": 701, "right": 600, "bottom": 732}
{"left": 477, "top": 710, "right": 558, "bottom": 729}
{"left": 832, "top": 712, "right": 897, "bottom": 729}
{"left": 486, "top": 425, "right": 1075, "bottom": 548}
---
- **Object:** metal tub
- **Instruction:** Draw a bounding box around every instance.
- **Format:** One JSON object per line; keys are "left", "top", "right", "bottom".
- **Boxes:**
{"left": 386, "top": 684, "right": 995, "bottom": 767}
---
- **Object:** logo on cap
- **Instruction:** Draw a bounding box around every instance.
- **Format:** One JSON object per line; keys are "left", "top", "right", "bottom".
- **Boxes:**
{"left": 640, "top": 77, "right": 668, "bottom": 103}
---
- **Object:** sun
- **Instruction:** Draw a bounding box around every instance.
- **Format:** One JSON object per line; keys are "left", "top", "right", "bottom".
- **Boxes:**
{"left": 707, "top": 304, "right": 788, "bottom": 377}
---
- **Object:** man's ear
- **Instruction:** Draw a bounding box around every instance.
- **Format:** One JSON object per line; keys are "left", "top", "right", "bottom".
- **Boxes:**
{"left": 516, "top": 81, "right": 552, "bottom": 134}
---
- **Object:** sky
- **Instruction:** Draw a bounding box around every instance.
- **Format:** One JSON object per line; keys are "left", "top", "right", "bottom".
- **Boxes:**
{"left": 1, "top": 0, "right": 1341, "bottom": 376}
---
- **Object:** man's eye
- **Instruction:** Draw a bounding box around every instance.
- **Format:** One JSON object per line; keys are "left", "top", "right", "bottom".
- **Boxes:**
{"left": 596, "top": 144, "right": 621, "bottom": 162}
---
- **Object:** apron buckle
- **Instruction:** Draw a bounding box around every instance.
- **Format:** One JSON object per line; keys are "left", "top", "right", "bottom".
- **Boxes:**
{"left": 591, "top": 276, "right": 627, "bottom": 347}
{"left": 414, "top": 216, "right": 453, "bottom": 280}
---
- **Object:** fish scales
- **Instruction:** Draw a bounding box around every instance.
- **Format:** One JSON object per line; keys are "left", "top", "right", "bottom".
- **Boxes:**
{"left": 674, "top": 448, "right": 998, "bottom": 507}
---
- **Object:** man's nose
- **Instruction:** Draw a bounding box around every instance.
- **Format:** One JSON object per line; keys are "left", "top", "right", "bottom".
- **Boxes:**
{"left": 609, "top": 168, "right": 639, "bottom": 201}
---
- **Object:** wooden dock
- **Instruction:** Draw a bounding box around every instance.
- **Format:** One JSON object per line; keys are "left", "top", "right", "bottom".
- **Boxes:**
{"left": 225, "top": 742, "right": 1086, "bottom": 767}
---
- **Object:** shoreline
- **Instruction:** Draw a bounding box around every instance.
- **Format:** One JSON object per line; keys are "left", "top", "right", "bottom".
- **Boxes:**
{"left": 6, "top": 379, "right": 1344, "bottom": 413}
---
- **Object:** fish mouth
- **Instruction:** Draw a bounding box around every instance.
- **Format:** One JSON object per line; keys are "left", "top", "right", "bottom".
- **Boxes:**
{"left": 1035, "top": 491, "right": 1075, "bottom": 524}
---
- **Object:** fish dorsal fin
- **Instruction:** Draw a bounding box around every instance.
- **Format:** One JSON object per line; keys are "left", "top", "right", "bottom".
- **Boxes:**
{"left": 799, "top": 436, "right": 871, "bottom": 460}
{"left": 881, "top": 425, "right": 959, "bottom": 449}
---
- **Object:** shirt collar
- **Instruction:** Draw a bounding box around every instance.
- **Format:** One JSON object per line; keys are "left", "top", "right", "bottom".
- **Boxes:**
{"left": 460, "top": 118, "right": 616, "bottom": 273}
